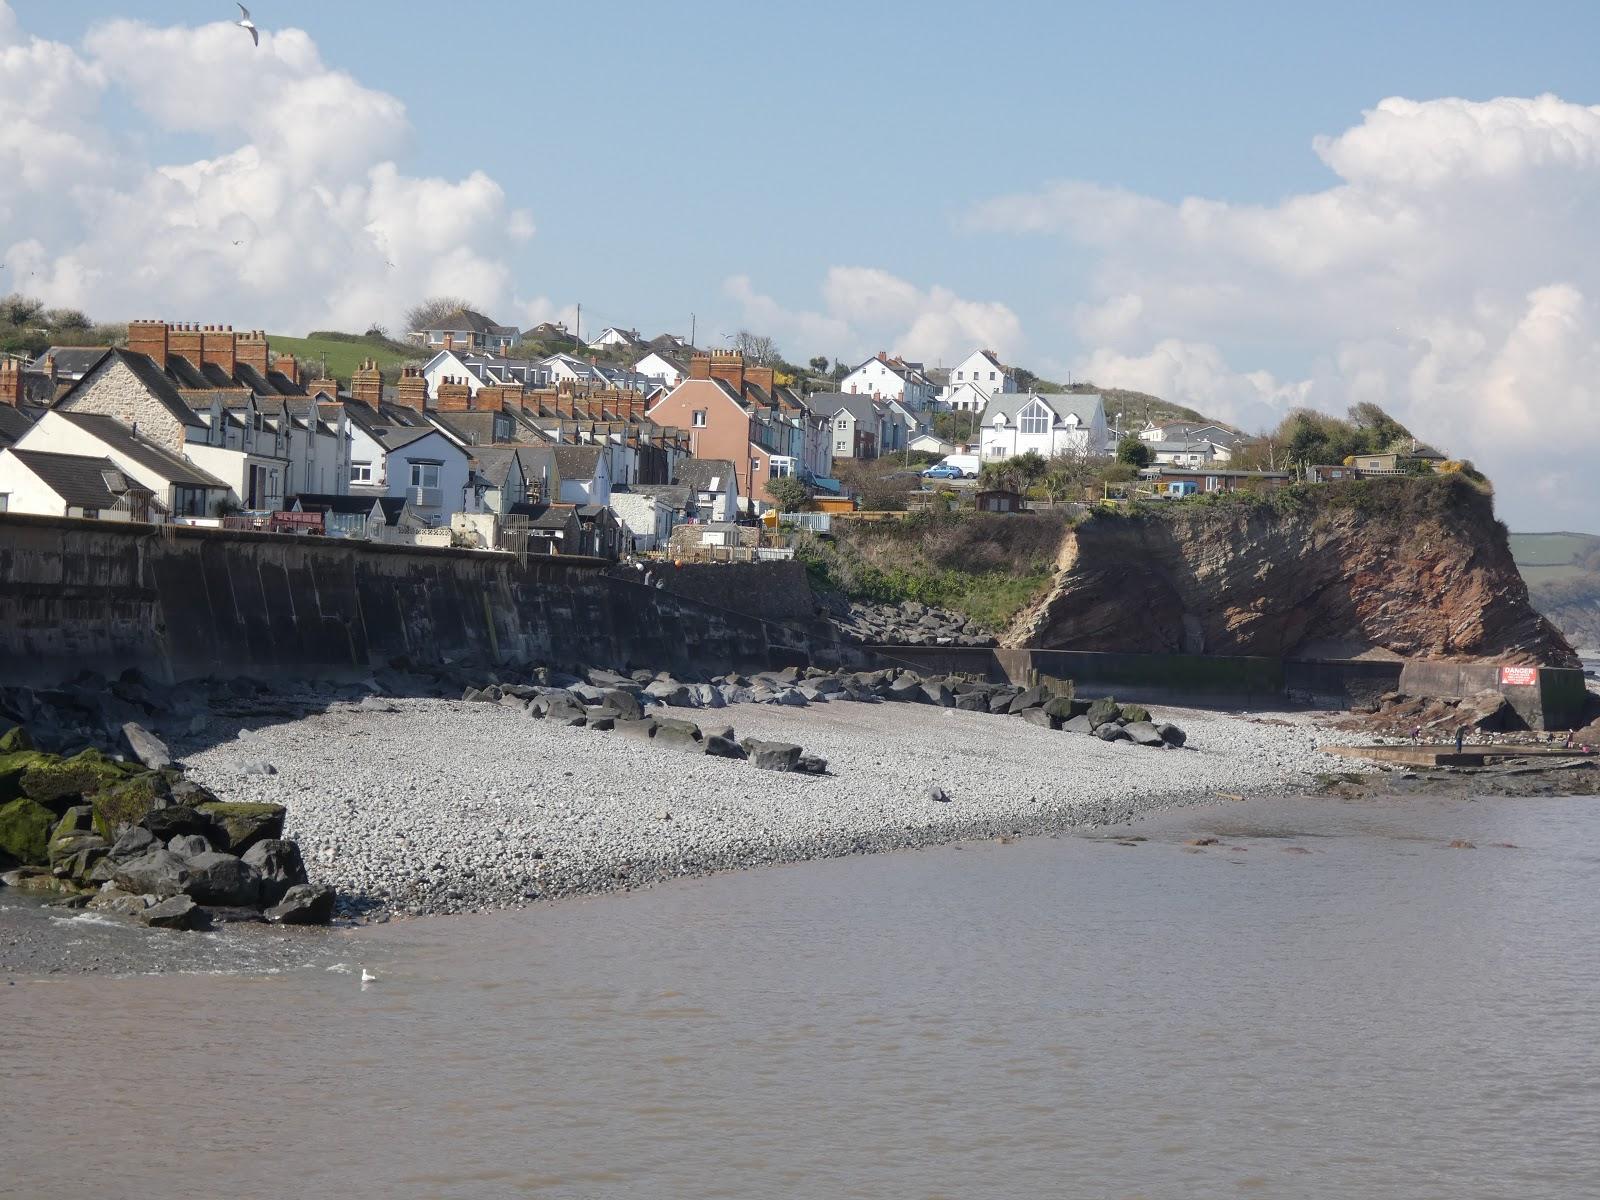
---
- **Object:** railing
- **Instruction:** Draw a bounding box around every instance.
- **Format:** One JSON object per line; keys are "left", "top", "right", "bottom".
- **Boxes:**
{"left": 410, "top": 486, "right": 443, "bottom": 507}
{"left": 779, "top": 512, "right": 833, "bottom": 533}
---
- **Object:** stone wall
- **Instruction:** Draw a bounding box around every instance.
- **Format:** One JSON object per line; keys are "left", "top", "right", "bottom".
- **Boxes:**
{"left": 0, "top": 515, "right": 866, "bottom": 685}
{"left": 639, "top": 561, "right": 820, "bottom": 623}
{"left": 59, "top": 354, "right": 189, "bottom": 454}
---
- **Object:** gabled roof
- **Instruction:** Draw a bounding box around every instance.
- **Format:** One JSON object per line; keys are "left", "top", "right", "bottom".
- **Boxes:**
{"left": 423, "top": 308, "right": 516, "bottom": 336}
{"left": 675, "top": 458, "right": 736, "bottom": 494}
{"left": 6, "top": 449, "right": 130, "bottom": 509}
{"left": 289, "top": 493, "right": 408, "bottom": 524}
{"left": 984, "top": 392, "right": 1104, "bottom": 427}
{"left": 508, "top": 501, "right": 582, "bottom": 531}
{"left": 629, "top": 482, "right": 692, "bottom": 510}
{"left": 806, "top": 392, "right": 879, "bottom": 424}
{"left": 55, "top": 348, "right": 208, "bottom": 431}
{"left": 470, "top": 446, "right": 530, "bottom": 486}
{"left": 0, "top": 403, "right": 43, "bottom": 449}
{"left": 50, "top": 410, "right": 229, "bottom": 488}
{"left": 32, "top": 347, "right": 110, "bottom": 378}
{"left": 552, "top": 444, "right": 604, "bottom": 481}
{"left": 377, "top": 425, "right": 452, "bottom": 453}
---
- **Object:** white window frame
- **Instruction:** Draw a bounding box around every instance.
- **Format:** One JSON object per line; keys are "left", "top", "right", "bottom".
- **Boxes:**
{"left": 350, "top": 461, "right": 373, "bottom": 484}
{"left": 1020, "top": 404, "right": 1049, "bottom": 436}
{"left": 409, "top": 461, "right": 441, "bottom": 489}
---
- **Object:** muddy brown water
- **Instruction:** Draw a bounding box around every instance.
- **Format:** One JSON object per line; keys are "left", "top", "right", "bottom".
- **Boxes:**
{"left": 4, "top": 793, "right": 1598, "bottom": 1199}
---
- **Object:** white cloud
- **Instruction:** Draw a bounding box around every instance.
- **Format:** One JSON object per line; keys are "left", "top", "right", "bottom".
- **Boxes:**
{"left": 971, "top": 94, "right": 1600, "bottom": 528}
{"left": 724, "top": 268, "right": 1022, "bottom": 366}
{"left": 0, "top": 3, "right": 531, "bottom": 334}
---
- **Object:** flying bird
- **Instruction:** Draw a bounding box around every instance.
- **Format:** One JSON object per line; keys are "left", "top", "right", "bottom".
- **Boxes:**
{"left": 236, "top": 3, "right": 259, "bottom": 46}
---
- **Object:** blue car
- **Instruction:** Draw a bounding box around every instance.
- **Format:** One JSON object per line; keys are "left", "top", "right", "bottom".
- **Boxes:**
{"left": 921, "top": 464, "right": 966, "bottom": 479}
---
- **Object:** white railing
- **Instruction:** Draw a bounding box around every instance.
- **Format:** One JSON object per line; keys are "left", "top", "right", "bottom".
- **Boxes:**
{"left": 779, "top": 512, "right": 833, "bottom": 533}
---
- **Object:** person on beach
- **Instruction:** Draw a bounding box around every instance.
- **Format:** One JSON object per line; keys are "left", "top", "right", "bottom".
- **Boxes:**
{"left": 1455, "top": 725, "right": 1468, "bottom": 754}
{"left": 1411, "top": 725, "right": 1422, "bottom": 744}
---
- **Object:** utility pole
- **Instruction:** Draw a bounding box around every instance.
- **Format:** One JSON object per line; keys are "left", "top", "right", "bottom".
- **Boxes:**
{"left": 574, "top": 302, "right": 581, "bottom": 349}
{"left": 690, "top": 312, "right": 696, "bottom": 349}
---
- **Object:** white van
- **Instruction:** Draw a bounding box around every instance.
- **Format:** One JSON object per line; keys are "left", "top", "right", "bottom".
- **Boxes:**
{"left": 939, "top": 454, "right": 980, "bottom": 478}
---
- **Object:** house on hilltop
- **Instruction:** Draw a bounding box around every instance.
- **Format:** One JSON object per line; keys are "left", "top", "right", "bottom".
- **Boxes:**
{"left": 980, "top": 393, "right": 1107, "bottom": 462}
{"left": 413, "top": 308, "right": 519, "bottom": 355}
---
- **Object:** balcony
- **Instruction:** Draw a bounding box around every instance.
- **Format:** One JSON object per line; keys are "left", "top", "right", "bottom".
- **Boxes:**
{"left": 410, "top": 486, "right": 443, "bottom": 508}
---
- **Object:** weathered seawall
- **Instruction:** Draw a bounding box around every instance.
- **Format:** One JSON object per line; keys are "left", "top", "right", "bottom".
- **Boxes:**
{"left": 1008, "top": 477, "right": 1578, "bottom": 668}
{"left": 0, "top": 515, "right": 861, "bottom": 685}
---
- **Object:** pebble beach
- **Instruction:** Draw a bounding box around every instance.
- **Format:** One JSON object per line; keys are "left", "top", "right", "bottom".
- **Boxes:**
{"left": 181, "top": 697, "right": 1364, "bottom": 916}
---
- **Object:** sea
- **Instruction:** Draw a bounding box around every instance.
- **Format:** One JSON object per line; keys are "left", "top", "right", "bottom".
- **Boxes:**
{"left": 4, "top": 791, "right": 1598, "bottom": 1200}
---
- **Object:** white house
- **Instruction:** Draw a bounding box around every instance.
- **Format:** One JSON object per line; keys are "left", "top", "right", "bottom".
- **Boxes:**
{"left": 634, "top": 350, "right": 689, "bottom": 389}
{"left": 674, "top": 458, "right": 739, "bottom": 522}
{"left": 841, "top": 353, "right": 936, "bottom": 411}
{"left": 942, "top": 381, "right": 995, "bottom": 413}
{"left": 587, "top": 326, "right": 643, "bottom": 351}
{"left": 609, "top": 489, "right": 676, "bottom": 552}
{"left": 421, "top": 348, "right": 548, "bottom": 397}
{"left": 7, "top": 409, "right": 234, "bottom": 517}
{"left": 338, "top": 407, "right": 470, "bottom": 526}
{"left": 0, "top": 447, "right": 163, "bottom": 522}
{"left": 414, "top": 309, "right": 519, "bottom": 355}
{"left": 945, "top": 350, "right": 1013, "bottom": 398}
{"left": 980, "top": 393, "right": 1108, "bottom": 462}
{"left": 552, "top": 444, "right": 612, "bottom": 505}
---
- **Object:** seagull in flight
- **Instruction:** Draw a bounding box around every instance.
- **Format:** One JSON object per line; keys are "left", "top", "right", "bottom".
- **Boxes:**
{"left": 236, "top": 4, "right": 259, "bottom": 46}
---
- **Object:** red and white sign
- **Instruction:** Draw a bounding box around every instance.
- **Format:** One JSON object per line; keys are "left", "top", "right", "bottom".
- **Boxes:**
{"left": 1499, "top": 666, "right": 1538, "bottom": 687}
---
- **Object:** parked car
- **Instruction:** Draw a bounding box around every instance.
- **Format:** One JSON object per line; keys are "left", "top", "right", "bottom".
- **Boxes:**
{"left": 921, "top": 464, "right": 966, "bottom": 479}
{"left": 938, "top": 454, "right": 981, "bottom": 478}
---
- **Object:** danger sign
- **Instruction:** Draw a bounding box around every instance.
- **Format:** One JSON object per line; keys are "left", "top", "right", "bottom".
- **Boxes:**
{"left": 1499, "top": 666, "right": 1538, "bottom": 687}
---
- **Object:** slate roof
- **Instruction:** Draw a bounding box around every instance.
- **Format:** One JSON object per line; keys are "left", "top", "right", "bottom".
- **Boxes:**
{"left": 470, "top": 446, "right": 529, "bottom": 487}
{"left": 289, "top": 493, "right": 408, "bottom": 525}
{"left": 629, "top": 482, "right": 692, "bottom": 510}
{"left": 424, "top": 308, "right": 518, "bottom": 337}
{"left": 984, "top": 392, "right": 1104, "bottom": 426}
{"left": 31, "top": 347, "right": 110, "bottom": 379}
{"left": 8, "top": 449, "right": 128, "bottom": 509}
{"left": 551, "top": 444, "right": 603, "bottom": 481}
{"left": 674, "top": 458, "right": 736, "bottom": 494}
{"left": 376, "top": 425, "right": 446, "bottom": 452}
{"left": 51, "top": 410, "right": 229, "bottom": 488}
{"left": 56, "top": 349, "right": 209, "bottom": 431}
{"left": 806, "top": 393, "right": 880, "bottom": 425}
{"left": 508, "top": 502, "right": 581, "bottom": 531}
{"left": 0, "top": 403, "right": 42, "bottom": 449}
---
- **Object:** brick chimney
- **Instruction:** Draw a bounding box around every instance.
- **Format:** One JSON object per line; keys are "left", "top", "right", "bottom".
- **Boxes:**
{"left": 236, "top": 330, "right": 269, "bottom": 376}
{"left": 0, "top": 357, "right": 22, "bottom": 406}
{"left": 395, "top": 366, "right": 429, "bottom": 412}
{"left": 688, "top": 353, "right": 712, "bottom": 380}
{"left": 709, "top": 349, "right": 745, "bottom": 393}
{"left": 472, "top": 385, "right": 510, "bottom": 413}
{"left": 275, "top": 354, "right": 299, "bottom": 385}
{"left": 877, "top": 350, "right": 887, "bottom": 361}
{"left": 435, "top": 376, "right": 472, "bottom": 412}
{"left": 127, "top": 320, "right": 170, "bottom": 367}
{"left": 351, "top": 358, "right": 384, "bottom": 409}
{"left": 304, "top": 378, "right": 339, "bottom": 400}
{"left": 201, "top": 324, "right": 237, "bottom": 377}
{"left": 746, "top": 365, "right": 775, "bottom": 397}
{"left": 168, "top": 323, "right": 203, "bottom": 366}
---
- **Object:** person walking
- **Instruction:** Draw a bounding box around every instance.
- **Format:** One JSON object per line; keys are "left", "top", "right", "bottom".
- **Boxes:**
{"left": 1455, "top": 724, "right": 1468, "bottom": 754}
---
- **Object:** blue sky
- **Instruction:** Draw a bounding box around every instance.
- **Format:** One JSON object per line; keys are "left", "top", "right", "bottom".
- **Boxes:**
{"left": 6, "top": 0, "right": 1600, "bottom": 528}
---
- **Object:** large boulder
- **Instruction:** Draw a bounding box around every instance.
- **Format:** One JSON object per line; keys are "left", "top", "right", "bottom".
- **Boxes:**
{"left": 107, "top": 825, "right": 158, "bottom": 861}
{"left": 653, "top": 718, "right": 703, "bottom": 751}
{"left": 1085, "top": 697, "right": 1122, "bottom": 730}
{"left": 183, "top": 851, "right": 262, "bottom": 907}
{"left": 612, "top": 717, "right": 659, "bottom": 740}
{"left": 1118, "top": 704, "right": 1153, "bottom": 726}
{"left": 265, "top": 882, "right": 336, "bottom": 926}
{"left": 113, "top": 848, "right": 192, "bottom": 899}
{"left": 1122, "top": 721, "right": 1167, "bottom": 747}
{"left": 643, "top": 680, "right": 694, "bottom": 707}
{"left": 599, "top": 690, "right": 643, "bottom": 721}
{"left": 1007, "top": 686, "right": 1049, "bottom": 714}
{"left": 1043, "top": 696, "right": 1089, "bottom": 721}
{"left": 702, "top": 735, "right": 746, "bottom": 760}
{"left": 885, "top": 676, "right": 927, "bottom": 704}
{"left": 0, "top": 726, "right": 34, "bottom": 753}
{"left": 91, "top": 772, "right": 173, "bottom": 840}
{"left": 166, "top": 834, "right": 212, "bottom": 859}
{"left": 242, "top": 839, "right": 309, "bottom": 905}
{"left": 1060, "top": 714, "right": 1094, "bottom": 735}
{"left": 139, "top": 805, "right": 213, "bottom": 842}
{"left": 21, "top": 749, "right": 133, "bottom": 810}
{"left": 138, "top": 895, "right": 206, "bottom": 930}
{"left": 1158, "top": 723, "right": 1188, "bottom": 748}
{"left": 1094, "top": 723, "right": 1131, "bottom": 743}
{"left": 0, "top": 797, "right": 56, "bottom": 865}
{"left": 120, "top": 722, "right": 173, "bottom": 771}
{"left": 1017, "top": 708, "right": 1060, "bottom": 730}
{"left": 740, "top": 739, "right": 803, "bottom": 772}
{"left": 195, "top": 802, "right": 286, "bottom": 854}
{"left": 920, "top": 682, "right": 954, "bottom": 707}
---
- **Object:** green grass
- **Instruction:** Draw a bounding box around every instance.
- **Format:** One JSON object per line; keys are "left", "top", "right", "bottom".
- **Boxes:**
{"left": 267, "top": 331, "right": 425, "bottom": 382}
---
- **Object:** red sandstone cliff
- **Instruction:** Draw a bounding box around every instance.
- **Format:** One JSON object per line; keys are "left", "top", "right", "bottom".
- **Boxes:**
{"left": 1006, "top": 476, "right": 1578, "bottom": 667}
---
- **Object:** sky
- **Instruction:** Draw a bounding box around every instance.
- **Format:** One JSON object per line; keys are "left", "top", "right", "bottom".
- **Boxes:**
{"left": 3, "top": 0, "right": 1600, "bottom": 529}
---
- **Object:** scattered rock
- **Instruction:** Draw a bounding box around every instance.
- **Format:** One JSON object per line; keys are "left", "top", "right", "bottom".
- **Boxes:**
{"left": 242, "top": 839, "right": 309, "bottom": 905}
{"left": 926, "top": 784, "right": 950, "bottom": 803}
{"left": 138, "top": 895, "right": 207, "bottom": 931}
{"left": 1123, "top": 721, "right": 1167, "bottom": 747}
{"left": 0, "top": 797, "right": 56, "bottom": 865}
{"left": 112, "top": 849, "right": 192, "bottom": 899}
{"left": 195, "top": 801, "right": 286, "bottom": 854}
{"left": 265, "top": 882, "right": 336, "bottom": 926}
{"left": 120, "top": 722, "right": 173, "bottom": 771}
{"left": 741, "top": 739, "right": 803, "bottom": 772}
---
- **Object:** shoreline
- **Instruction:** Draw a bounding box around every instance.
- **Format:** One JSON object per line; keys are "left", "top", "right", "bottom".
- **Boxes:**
{"left": 175, "top": 697, "right": 1368, "bottom": 918}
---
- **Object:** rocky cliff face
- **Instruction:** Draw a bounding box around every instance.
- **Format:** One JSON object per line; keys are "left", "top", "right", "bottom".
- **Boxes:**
{"left": 1007, "top": 477, "right": 1578, "bottom": 667}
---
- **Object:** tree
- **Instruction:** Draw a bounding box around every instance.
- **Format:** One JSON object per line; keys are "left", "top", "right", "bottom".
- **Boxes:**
{"left": 765, "top": 476, "right": 811, "bottom": 512}
{"left": 733, "top": 329, "right": 781, "bottom": 365}
{"left": 364, "top": 324, "right": 390, "bottom": 340}
{"left": 1, "top": 293, "right": 44, "bottom": 327}
{"left": 1115, "top": 435, "right": 1152, "bottom": 468}
{"left": 403, "top": 296, "right": 476, "bottom": 334}
{"left": 808, "top": 355, "right": 830, "bottom": 375}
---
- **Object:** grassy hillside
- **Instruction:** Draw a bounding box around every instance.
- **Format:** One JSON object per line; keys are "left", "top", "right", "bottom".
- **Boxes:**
{"left": 1510, "top": 531, "right": 1600, "bottom": 651}
{"left": 796, "top": 510, "right": 1072, "bottom": 631}
{"left": 267, "top": 331, "right": 424, "bottom": 382}
{"left": 1065, "top": 384, "right": 1214, "bottom": 430}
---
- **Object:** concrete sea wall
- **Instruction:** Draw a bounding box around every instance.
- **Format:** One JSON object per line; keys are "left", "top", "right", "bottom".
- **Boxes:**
{"left": 0, "top": 515, "right": 864, "bottom": 685}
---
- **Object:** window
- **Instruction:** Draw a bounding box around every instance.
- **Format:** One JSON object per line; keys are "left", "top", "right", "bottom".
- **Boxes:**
{"left": 409, "top": 461, "right": 441, "bottom": 489}
{"left": 350, "top": 460, "right": 372, "bottom": 484}
{"left": 173, "top": 486, "right": 206, "bottom": 516}
{"left": 1020, "top": 405, "right": 1049, "bottom": 436}
{"left": 835, "top": 440, "right": 848, "bottom": 452}
{"left": 956, "top": 370, "right": 963, "bottom": 380}
{"left": 989, "top": 371, "right": 996, "bottom": 381}
{"left": 692, "top": 410, "right": 707, "bottom": 428}
{"left": 0, "top": 493, "right": 8, "bottom": 513}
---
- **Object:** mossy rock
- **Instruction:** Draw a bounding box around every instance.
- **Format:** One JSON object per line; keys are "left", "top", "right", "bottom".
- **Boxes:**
{"left": 0, "top": 726, "right": 35, "bottom": 753}
{"left": 0, "top": 797, "right": 58, "bottom": 866}
{"left": 1043, "top": 696, "right": 1090, "bottom": 721}
{"left": 51, "top": 805, "right": 96, "bottom": 842}
{"left": 1085, "top": 696, "right": 1122, "bottom": 729}
{"left": 91, "top": 773, "right": 172, "bottom": 840}
{"left": 195, "top": 801, "right": 286, "bottom": 853}
{"left": 1119, "top": 704, "right": 1152, "bottom": 725}
{"left": 23, "top": 749, "right": 137, "bottom": 810}
{"left": 0, "top": 751, "right": 54, "bottom": 804}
